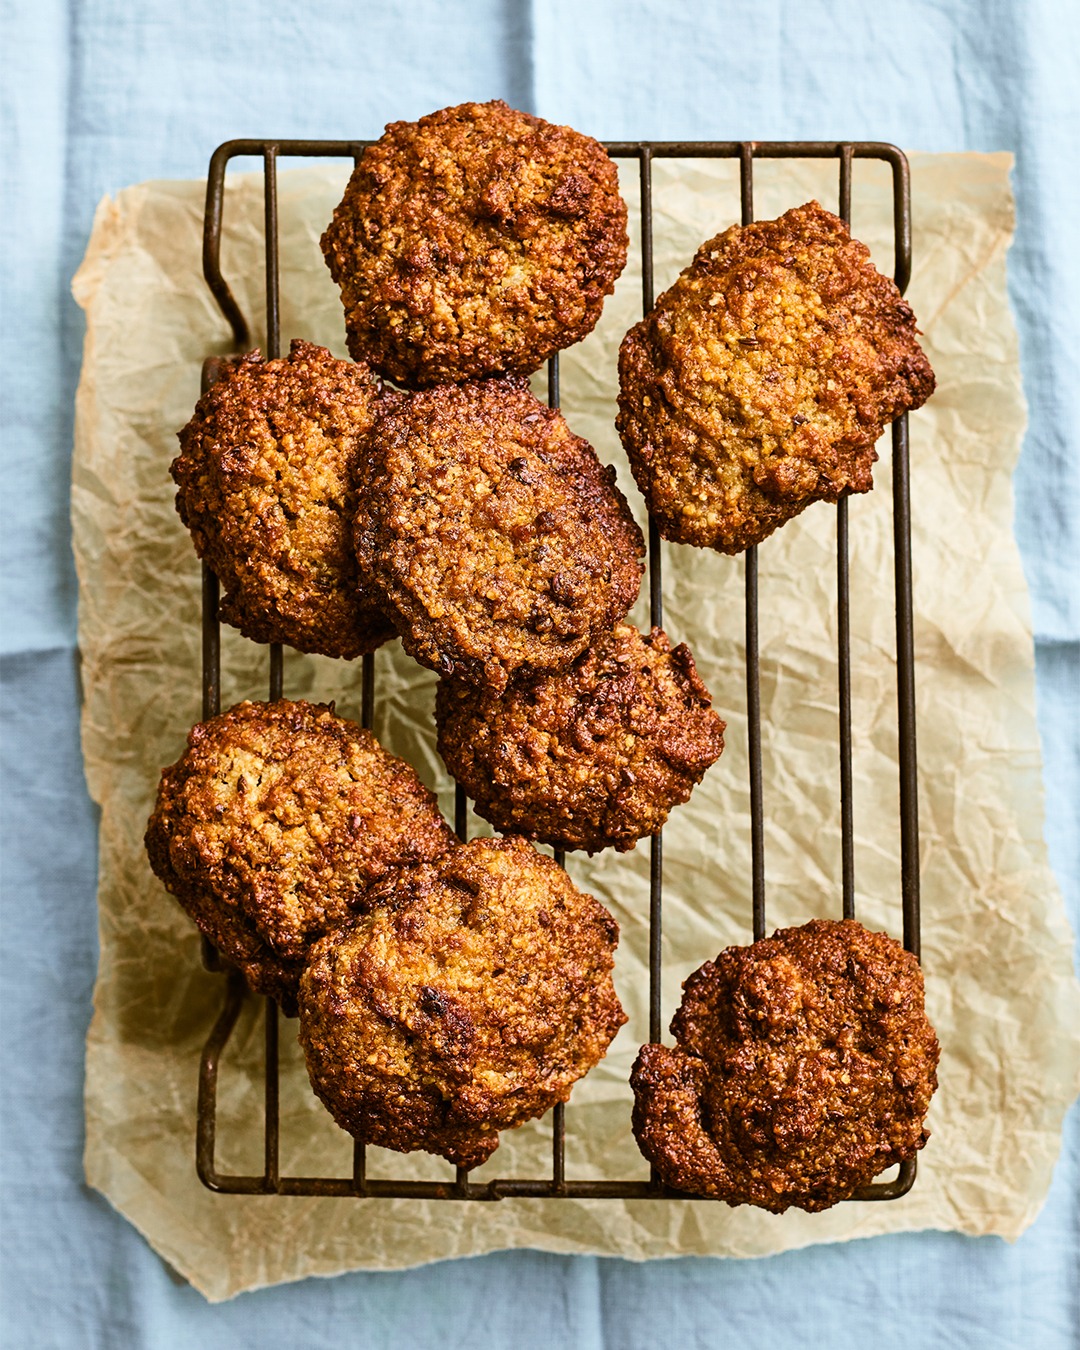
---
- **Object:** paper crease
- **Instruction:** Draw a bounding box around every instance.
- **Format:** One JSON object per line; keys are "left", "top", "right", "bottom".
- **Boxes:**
{"left": 72, "top": 152, "right": 1080, "bottom": 1301}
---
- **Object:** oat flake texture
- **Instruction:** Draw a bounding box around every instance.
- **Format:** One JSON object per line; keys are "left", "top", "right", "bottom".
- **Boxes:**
{"left": 72, "top": 154, "right": 1080, "bottom": 1299}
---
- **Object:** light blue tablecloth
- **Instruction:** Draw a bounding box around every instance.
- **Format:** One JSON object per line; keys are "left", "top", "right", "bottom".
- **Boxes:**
{"left": 2, "top": 2, "right": 1077, "bottom": 1344}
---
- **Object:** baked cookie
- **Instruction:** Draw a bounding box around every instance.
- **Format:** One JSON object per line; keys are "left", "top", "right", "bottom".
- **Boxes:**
{"left": 617, "top": 202, "right": 936, "bottom": 553}
{"left": 322, "top": 100, "right": 628, "bottom": 387}
{"left": 631, "top": 919, "right": 939, "bottom": 1211}
{"left": 355, "top": 376, "right": 644, "bottom": 692}
{"left": 436, "top": 624, "right": 726, "bottom": 852}
{"left": 172, "top": 340, "right": 396, "bottom": 658}
{"left": 145, "top": 700, "right": 456, "bottom": 1010}
{"left": 299, "top": 836, "right": 627, "bottom": 1168}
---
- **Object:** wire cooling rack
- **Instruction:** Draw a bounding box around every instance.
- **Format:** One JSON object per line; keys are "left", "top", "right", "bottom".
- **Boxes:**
{"left": 193, "top": 139, "right": 921, "bottom": 1202}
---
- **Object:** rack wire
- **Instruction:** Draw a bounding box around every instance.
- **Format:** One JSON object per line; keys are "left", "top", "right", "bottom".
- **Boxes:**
{"left": 194, "top": 139, "right": 921, "bottom": 1203}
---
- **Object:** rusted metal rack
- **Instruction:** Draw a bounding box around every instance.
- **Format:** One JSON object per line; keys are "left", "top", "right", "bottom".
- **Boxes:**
{"left": 195, "top": 139, "right": 921, "bottom": 1202}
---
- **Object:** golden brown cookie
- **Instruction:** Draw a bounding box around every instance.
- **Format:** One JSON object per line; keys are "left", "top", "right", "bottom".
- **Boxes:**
{"left": 617, "top": 202, "right": 936, "bottom": 553}
{"left": 631, "top": 919, "right": 939, "bottom": 1212}
{"left": 436, "top": 624, "right": 726, "bottom": 853}
{"left": 322, "top": 100, "right": 628, "bottom": 387}
{"left": 144, "top": 700, "right": 456, "bottom": 1011}
{"left": 355, "top": 376, "right": 644, "bottom": 692}
{"left": 298, "top": 836, "right": 627, "bottom": 1168}
{"left": 172, "top": 340, "right": 396, "bottom": 658}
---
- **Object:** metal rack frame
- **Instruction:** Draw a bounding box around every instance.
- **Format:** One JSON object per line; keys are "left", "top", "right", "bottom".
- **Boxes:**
{"left": 194, "top": 139, "right": 921, "bottom": 1203}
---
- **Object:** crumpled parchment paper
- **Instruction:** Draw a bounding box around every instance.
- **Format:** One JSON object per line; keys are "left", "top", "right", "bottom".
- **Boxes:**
{"left": 72, "top": 152, "right": 1080, "bottom": 1301}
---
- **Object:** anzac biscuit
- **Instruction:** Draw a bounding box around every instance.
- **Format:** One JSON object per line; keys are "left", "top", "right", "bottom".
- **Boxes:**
{"left": 298, "top": 836, "right": 627, "bottom": 1168}
{"left": 436, "top": 624, "right": 726, "bottom": 853}
{"left": 631, "top": 919, "right": 939, "bottom": 1211}
{"left": 322, "top": 100, "right": 628, "bottom": 387}
{"left": 172, "top": 340, "right": 396, "bottom": 658}
{"left": 355, "top": 377, "right": 644, "bottom": 692}
{"left": 617, "top": 202, "right": 936, "bottom": 553}
{"left": 144, "top": 700, "right": 455, "bottom": 1011}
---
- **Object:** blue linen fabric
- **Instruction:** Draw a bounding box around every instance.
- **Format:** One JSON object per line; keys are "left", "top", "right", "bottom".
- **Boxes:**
{"left": 2, "top": 1, "right": 1077, "bottom": 1345}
